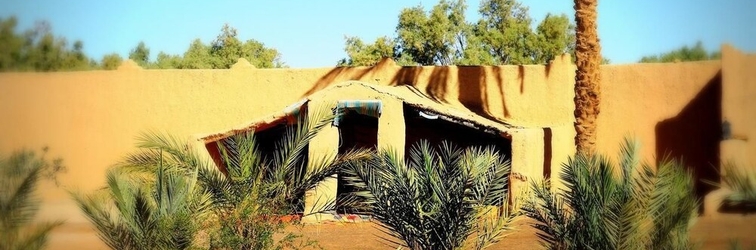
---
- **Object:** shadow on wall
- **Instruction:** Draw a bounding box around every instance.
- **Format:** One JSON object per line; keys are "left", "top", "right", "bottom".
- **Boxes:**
{"left": 303, "top": 67, "right": 373, "bottom": 96}
{"left": 391, "top": 65, "right": 510, "bottom": 122}
{"left": 303, "top": 59, "right": 520, "bottom": 123}
{"left": 655, "top": 71, "right": 722, "bottom": 211}
{"left": 543, "top": 128, "right": 553, "bottom": 179}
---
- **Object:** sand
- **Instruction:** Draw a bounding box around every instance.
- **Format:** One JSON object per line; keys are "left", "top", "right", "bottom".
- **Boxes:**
{"left": 46, "top": 213, "right": 756, "bottom": 250}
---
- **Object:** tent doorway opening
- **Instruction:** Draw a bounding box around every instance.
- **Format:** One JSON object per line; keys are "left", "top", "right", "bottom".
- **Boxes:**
{"left": 403, "top": 104, "right": 512, "bottom": 206}
{"left": 336, "top": 111, "right": 378, "bottom": 214}
{"left": 403, "top": 104, "right": 511, "bottom": 156}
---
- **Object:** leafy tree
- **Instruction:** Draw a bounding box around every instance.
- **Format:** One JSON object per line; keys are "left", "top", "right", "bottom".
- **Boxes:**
{"left": 0, "top": 16, "right": 93, "bottom": 71}
{"left": 337, "top": 36, "right": 397, "bottom": 66}
{"left": 639, "top": 41, "right": 720, "bottom": 63}
{"left": 339, "top": 0, "right": 575, "bottom": 66}
{"left": 1, "top": 149, "right": 66, "bottom": 250}
{"left": 152, "top": 52, "right": 182, "bottom": 69}
{"left": 128, "top": 41, "right": 150, "bottom": 67}
{"left": 474, "top": 0, "right": 536, "bottom": 65}
{"left": 396, "top": 0, "right": 469, "bottom": 66}
{"left": 179, "top": 39, "right": 214, "bottom": 69}
{"left": 241, "top": 39, "right": 285, "bottom": 68}
{"left": 533, "top": 14, "right": 575, "bottom": 64}
{"left": 344, "top": 141, "right": 515, "bottom": 250}
{"left": 100, "top": 53, "right": 122, "bottom": 70}
{"left": 523, "top": 138, "right": 698, "bottom": 250}
{"left": 209, "top": 24, "right": 244, "bottom": 69}
{"left": 0, "top": 17, "right": 285, "bottom": 71}
{"left": 209, "top": 24, "right": 285, "bottom": 69}
{"left": 63, "top": 40, "right": 90, "bottom": 70}
{"left": 0, "top": 16, "right": 25, "bottom": 70}
{"left": 457, "top": 32, "right": 496, "bottom": 65}
{"left": 474, "top": 0, "right": 575, "bottom": 65}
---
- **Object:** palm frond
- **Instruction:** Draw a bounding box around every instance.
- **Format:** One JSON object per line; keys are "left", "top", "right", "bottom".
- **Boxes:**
{"left": 1, "top": 163, "right": 42, "bottom": 231}
{"left": 720, "top": 162, "right": 756, "bottom": 211}
{"left": 525, "top": 137, "right": 698, "bottom": 250}
{"left": 0, "top": 150, "right": 63, "bottom": 250}
{"left": 272, "top": 105, "right": 335, "bottom": 184}
{"left": 345, "top": 141, "right": 513, "bottom": 250}
{"left": 13, "top": 220, "right": 65, "bottom": 250}
{"left": 72, "top": 153, "right": 209, "bottom": 250}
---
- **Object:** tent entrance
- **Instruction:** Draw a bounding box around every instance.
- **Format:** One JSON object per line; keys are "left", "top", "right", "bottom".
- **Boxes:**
{"left": 336, "top": 110, "right": 378, "bottom": 214}
{"left": 403, "top": 103, "right": 511, "bottom": 162}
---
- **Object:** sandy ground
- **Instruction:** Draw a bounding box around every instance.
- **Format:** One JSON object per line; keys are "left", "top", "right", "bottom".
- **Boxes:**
{"left": 47, "top": 214, "right": 756, "bottom": 250}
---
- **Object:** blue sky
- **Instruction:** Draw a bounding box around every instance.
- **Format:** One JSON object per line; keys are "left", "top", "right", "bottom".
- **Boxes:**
{"left": 1, "top": 0, "right": 754, "bottom": 68}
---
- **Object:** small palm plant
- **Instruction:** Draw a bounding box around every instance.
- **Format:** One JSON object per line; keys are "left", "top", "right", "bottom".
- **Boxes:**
{"left": 72, "top": 157, "right": 211, "bottom": 250}
{"left": 523, "top": 138, "right": 698, "bottom": 250}
{"left": 115, "top": 106, "right": 371, "bottom": 249}
{"left": 1, "top": 149, "right": 64, "bottom": 250}
{"left": 344, "top": 141, "right": 515, "bottom": 250}
{"left": 720, "top": 162, "right": 756, "bottom": 212}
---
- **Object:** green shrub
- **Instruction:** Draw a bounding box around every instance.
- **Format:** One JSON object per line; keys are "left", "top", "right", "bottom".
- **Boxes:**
{"left": 344, "top": 141, "right": 515, "bottom": 250}
{"left": 523, "top": 138, "right": 698, "bottom": 250}
{"left": 105, "top": 107, "right": 369, "bottom": 250}
{"left": 1, "top": 149, "right": 65, "bottom": 250}
{"left": 720, "top": 162, "right": 756, "bottom": 212}
{"left": 72, "top": 160, "right": 211, "bottom": 250}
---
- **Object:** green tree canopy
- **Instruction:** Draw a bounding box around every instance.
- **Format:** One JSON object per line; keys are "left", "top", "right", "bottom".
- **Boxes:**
{"left": 180, "top": 39, "right": 214, "bottom": 69}
{"left": 337, "top": 36, "right": 397, "bottom": 66}
{"left": 153, "top": 52, "right": 182, "bottom": 69}
{"left": 533, "top": 13, "right": 574, "bottom": 63}
{"left": 396, "top": 0, "right": 469, "bottom": 66}
{"left": 0, "top": 17, "right": 285, "bottom": 71}
{"left": 240, "top": 38, "right": 285, "bottom": 68}
{"left": 207, "top": 24, "right": 285, "bottom": 69}
{"left": 639, "top": 41, "right": 720, "bottom": 63}
{"left": 128, "top": 41, "right": 150, "bottom": 67}
{"left": 148, "top": 24, "right": 285, "bottom": 69}
{"left": 0, "top": 16, "right": 94, "bottom": 71}
{"left": 100, "top": 53, "right": 122, "bottom": 70}
{"left": 338, "top": 0, "right": 575, "bottom": 66}
{"left": 474, "top": 0, "right": 537, "bottom": 65}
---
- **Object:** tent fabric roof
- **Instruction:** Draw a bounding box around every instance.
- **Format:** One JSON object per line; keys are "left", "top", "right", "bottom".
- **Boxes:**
{"left": 199, "top": 81, "right": 518, "bottom": 144}
{"left": 199, "top": 99, "right": 308, "bottom": 143}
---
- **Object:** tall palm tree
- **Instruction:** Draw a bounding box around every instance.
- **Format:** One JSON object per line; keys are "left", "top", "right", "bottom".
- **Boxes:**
{"left": 344, "top": 141, "right": 514, "bottom": 250}
{"left": 1, "top": 150, "right": 64, "bottom": 250}
{"left": 523, "top": 138, "right": 698, "bottom": 250}
{"left": 573, "top": 0, "right": 602, "bottom": 154}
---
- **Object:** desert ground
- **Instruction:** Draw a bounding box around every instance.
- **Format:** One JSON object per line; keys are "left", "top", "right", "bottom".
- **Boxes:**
{"left": 48, "top": 213, "right": 756, "bottom": 250}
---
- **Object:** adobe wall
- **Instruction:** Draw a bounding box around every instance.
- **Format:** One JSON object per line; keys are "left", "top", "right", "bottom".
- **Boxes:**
{"left": 595, "top": 60, "right": 722, "bottom": 160}
{"left": 307, "top": 55, "right": 576, "bottom": 127}
{"left": 0, "top": 48, "right": 753, "bottom": 249}
{"left": 0, "top": 57, "right": 578, "bottom": 221}
{"left": 721, "top": 45, "right": 756, "bottom": 169}
{"left": 595, "top": 60, "right": 724, "bottom": 199}
{"left": 0, "top": 67, "right": 329, "bottom": 225}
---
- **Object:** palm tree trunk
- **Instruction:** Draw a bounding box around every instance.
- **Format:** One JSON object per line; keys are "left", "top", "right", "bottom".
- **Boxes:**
{"left": 573, "top": 0, "right": 602, "bottom": 155}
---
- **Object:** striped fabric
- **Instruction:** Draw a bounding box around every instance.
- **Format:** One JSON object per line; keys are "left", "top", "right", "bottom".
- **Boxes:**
{"left": 333, "top": 100, "right": 383, "bottom": 126}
